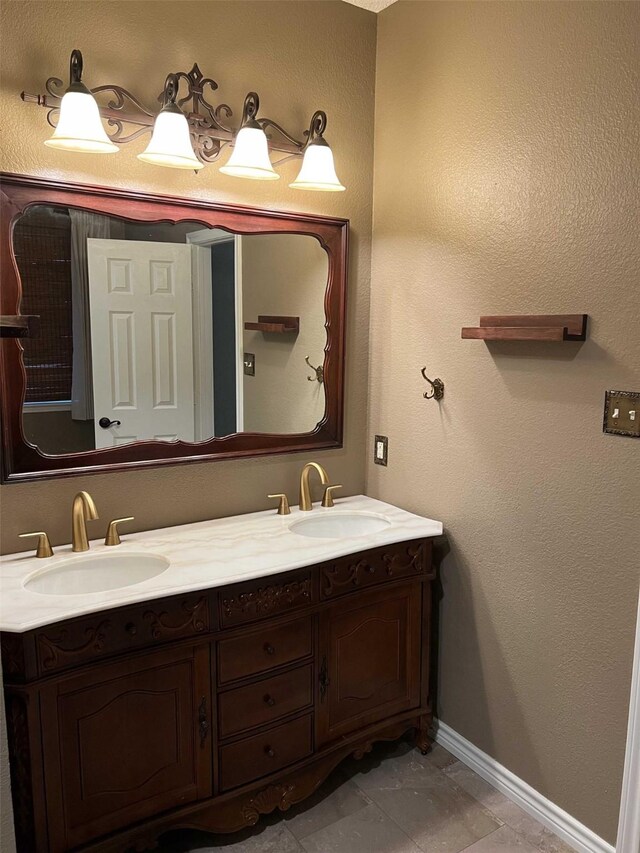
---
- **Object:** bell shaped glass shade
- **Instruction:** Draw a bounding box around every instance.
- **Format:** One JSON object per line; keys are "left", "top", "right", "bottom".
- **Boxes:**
{"left": 219, "top": 124, "right": 279, "bottom": 181}
{"left": 290, "top": 138, "right": 345, "bottom": 192}
{"left": 138, "top": 108, "right": 203, "bottom": 170}
{"left": 45, "top": 90, "right": 118, "bottom": 154}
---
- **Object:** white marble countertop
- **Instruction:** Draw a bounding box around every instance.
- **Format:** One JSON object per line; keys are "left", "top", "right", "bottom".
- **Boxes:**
{"left": 0, "top": 495, "right": 443, "bottom": 633}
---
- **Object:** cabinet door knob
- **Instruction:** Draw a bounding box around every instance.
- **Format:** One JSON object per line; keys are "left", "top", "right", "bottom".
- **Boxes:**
{"left": 125, "top": 622, "right": 137, "bottom": 637}
{"left": 264, "top": 694, "right": 276, "bottom": 707}
{"left": 264, "top": 643, "right": 275, "bottom": 655}
{"left": 264, "top": 745, "right": 275, "bottom": 758}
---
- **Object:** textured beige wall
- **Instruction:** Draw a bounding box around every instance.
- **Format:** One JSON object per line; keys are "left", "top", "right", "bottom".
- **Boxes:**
{"left": 368, "top": 1, "right": 640, "bottom": 843}
{"left": 0, "top": 0, "right": 376, "bottom": 552}
{"left": 242, "top": 234, "right": 327, "bottom": 434}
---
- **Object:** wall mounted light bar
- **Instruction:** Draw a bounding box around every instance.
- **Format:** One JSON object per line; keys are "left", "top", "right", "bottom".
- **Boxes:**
{"left": 22, "top": 50, "right": 346, "bottom": 192}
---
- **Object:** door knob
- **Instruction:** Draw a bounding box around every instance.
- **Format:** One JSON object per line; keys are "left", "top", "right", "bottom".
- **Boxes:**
{"left": 98, "top": 417, "right": 121, "bottom": 429}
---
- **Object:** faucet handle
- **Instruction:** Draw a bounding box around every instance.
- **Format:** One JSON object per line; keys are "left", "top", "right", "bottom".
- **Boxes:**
{"left": 19, "top": 531, "right": 54, "bottom": 558}
{"left": 321, "top": 485, "right": 343, "bottom": 508}
{"left": 105, "top": 516, "right": 134, "bottom": 547}
{"left": 267, "top": 494, "right": 291, "bottom": 516}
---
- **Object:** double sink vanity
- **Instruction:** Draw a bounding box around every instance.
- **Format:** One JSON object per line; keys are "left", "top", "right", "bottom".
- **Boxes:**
{"left": 1, "top": 174, "right": 443, "bottom": 852}
{"left": 1, "top": 469, "right": 442, "bottom": 853}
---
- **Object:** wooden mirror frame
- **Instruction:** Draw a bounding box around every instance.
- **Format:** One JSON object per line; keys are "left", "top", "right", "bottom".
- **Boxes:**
{"left": 0, "top": 173, "right": 347, "bottom": 482}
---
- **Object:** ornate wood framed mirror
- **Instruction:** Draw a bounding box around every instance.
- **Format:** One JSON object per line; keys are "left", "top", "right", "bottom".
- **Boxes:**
{"left": 0, "top": 173, "right": 347, "bottom": 482}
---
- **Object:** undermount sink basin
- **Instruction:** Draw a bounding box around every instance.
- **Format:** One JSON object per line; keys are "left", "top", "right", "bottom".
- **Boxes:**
{"left": 24, "top": 553, "right": 170, "bottom": 595}
{"left": 290, "top": 512, "right": 392, "bottom": 539}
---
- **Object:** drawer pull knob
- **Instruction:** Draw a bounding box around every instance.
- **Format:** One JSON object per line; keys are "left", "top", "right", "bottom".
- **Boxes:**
{"left": 125, "top": 622, "right": 137, "bottom": 637}
{"left": 264, "top": 694, "right": 276, "bottom": 706}
{"left": 264, "top": 643, "right": 276, "bottom": 655}
{"left": 264, "top": 745, "right": 275, "bottom": 758}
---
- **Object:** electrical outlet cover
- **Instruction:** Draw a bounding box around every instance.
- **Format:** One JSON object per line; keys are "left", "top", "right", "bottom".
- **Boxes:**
{"left": 374, "top": 435, "right": 388, "bottom": 466}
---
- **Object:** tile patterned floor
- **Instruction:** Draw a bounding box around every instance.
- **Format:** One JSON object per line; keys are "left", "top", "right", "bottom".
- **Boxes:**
{"left": 157, "top": 739, "right": 575, "bottom": 853}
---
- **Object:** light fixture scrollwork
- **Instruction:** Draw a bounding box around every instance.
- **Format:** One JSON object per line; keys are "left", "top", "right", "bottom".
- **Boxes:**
{"left": 22, "top": 50, "right": 346, "bottom": 191}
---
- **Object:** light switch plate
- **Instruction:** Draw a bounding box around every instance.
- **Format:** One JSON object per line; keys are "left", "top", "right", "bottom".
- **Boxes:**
{"left": 603, "top": 390, "right": 640, "bottom": 437}
{"left": 374, "top": 435, "right": 388, "bottom": 466}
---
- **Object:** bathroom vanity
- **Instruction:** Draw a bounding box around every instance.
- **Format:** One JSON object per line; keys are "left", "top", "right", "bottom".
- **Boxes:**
{"left": 0, "top": 497, "right": 442, "bottom": 853}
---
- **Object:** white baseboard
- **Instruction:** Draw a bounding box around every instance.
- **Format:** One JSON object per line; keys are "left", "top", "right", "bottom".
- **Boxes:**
{"left": 432, "top": 720, "right": 615, "bottom": 853}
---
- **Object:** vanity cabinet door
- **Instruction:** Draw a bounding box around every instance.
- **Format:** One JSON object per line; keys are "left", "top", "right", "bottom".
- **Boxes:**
{"left": 317, "top": 583, "right": 422, "bottom": 745}
{"left": 40, "top": 643, "right": 212, "bottom": 852}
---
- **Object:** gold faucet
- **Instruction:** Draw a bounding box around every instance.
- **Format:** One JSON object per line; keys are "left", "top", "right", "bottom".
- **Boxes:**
{"left": 299, "top": 462, "right": 330, "bottom": 511}
{"left": 71, "top": 491, "right": 99, "bottom": 552}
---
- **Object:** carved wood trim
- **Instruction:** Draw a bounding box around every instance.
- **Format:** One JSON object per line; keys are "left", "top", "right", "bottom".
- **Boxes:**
{"left": 321, "top": 540, "right": 431, "bottom": 598}
{"left": 5, "top": 689, "right": 47, "bottom": 851}
{"left": 143, "top": 596, "right": 208, "bottom": 639}
{"left": 1, "top": 632, "right": 25, "bottom": 678}
{"left": 36, "top": 619, "right": 112, "bottom": 671}
{"left": 241, "top": 782, "right": 296, "bottom": 823}
{"left": 221, "top": 578, "right": 312, "bottom": 626}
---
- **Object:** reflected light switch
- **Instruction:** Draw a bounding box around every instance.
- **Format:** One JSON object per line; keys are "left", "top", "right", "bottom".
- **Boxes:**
{"left": 603, "top": 390, "right": 640, "bottom": 438}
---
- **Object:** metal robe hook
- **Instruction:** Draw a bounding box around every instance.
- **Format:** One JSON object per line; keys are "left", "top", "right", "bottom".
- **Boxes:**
{"left": 421, "top": 367, "right": 444, "bottom": 400}
{"left": 305, "top": 356, "right": 324, "bottom": 384}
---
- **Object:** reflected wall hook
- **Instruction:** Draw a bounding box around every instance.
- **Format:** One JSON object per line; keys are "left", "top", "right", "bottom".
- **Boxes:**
{"left": 305, "top": 356, "right": 324, "bottom": 384}
{"left": 421, "top": 368, "right": 444, "bottom": 400}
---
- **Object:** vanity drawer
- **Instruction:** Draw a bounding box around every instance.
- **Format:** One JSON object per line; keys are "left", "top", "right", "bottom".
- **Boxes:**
{"left": 218, "top": 568, "right": 313, "bottom": 628}
{"left": 320, "top": 538, "right": 433, "bottom": 600}
{"left": 34, "top": 593, "right": 211, "bottom": 675}
{"left": 219, "top": 664, "right": 313, "bottom": 738}
{"left": 219, "top": 713, "right": 313, "bottom": 791}
{"left": 217, "top": 617, "right": 312, "bottom": 685}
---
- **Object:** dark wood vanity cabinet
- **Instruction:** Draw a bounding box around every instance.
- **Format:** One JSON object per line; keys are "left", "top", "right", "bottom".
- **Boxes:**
{"left": 2, "top": 538, "right": 436, "bottom": 853}
{"left": 40, "top": 645, "right": 212, "bottom": 850}
{"left": 318, "top": 583, "right": 422, "bottom": 745}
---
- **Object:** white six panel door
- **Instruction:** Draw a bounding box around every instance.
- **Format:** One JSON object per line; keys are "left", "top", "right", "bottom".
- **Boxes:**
{"left": 87, "top": 239, "right": 195, "bottom": 449}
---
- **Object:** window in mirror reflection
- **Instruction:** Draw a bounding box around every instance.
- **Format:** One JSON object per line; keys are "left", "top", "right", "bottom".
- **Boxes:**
{"left": 14, "top": 206, "right": 328, "bottom": 456}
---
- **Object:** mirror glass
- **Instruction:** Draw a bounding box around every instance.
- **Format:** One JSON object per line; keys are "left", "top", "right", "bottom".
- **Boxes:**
{"left": 14, "top": 205, "right": 328, "bottom": 455}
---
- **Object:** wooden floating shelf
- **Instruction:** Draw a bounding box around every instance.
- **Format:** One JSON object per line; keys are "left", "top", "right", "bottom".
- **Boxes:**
{"left": 461, "top": 314, "right": 588, "bottom": 342}
{"left": 244, "top": 315, "right": 300, "bottom": 334}
{"left": 0, "top": 315, "right": 39, "bottom": 339}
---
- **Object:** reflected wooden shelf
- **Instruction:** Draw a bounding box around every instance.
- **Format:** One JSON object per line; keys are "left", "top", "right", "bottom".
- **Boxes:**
{"left": 461, "top": 314, "right": 588, "bottom": 342}
{"left": 244, "top": 315, "right": 300, "bottom": 334}
{"left": 0, "top": 315, "right": 39, "bottom": 338}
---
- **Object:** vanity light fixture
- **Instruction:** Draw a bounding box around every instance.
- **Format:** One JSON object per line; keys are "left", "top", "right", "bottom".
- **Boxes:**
{"left": 23, "top": 50, "right": 345, "bottom": 191}
{"left": 290, "top": 112, "right": 345, "bottom": 192}
{"left": 44, "top": 50, "right": 118, "bottom": 154}
{"left": 138, "top": 74, "right": 203, "bottom": 170}
{"left": 219, "top": 93, "right": 279, "bottom": 181}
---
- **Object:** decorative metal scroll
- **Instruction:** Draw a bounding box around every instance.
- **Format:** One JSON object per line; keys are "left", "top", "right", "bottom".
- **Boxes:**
{"left": 22, "top": 64, "right": 326, "bottom": 165}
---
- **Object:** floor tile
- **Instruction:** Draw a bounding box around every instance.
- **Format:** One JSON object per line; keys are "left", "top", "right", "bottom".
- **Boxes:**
{"left": 460, "top": 824, "right": 543, "bottom": 852}
{"left": 424, "top": 744, "right": 458, "bottom": 771}
{"left": 348, "top": 746, "right": 443, "bottom": 793}
{"left": 444, "top": 762, "right": 575, "bottom": 853}
{"left": 157, "top": 819, "right": 302, "bottom": 852}
{"left": 300, "top": 802, "right": 423, "bottom": 853}
{"left": 284, "top": 769, "right": 371, "bottom": 841}
{"left": 362, "top": 777, "right": 501, "bottom": 853}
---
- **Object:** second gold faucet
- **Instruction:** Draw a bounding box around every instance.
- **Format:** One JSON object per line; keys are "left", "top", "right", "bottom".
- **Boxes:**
{"left": 298, "top": 462, "right": 342, "bottom": 511}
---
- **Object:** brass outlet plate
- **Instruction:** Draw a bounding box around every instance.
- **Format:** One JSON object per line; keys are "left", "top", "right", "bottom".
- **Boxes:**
{"left": 603, "top": 390, "right": 640, "bottom": 438}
